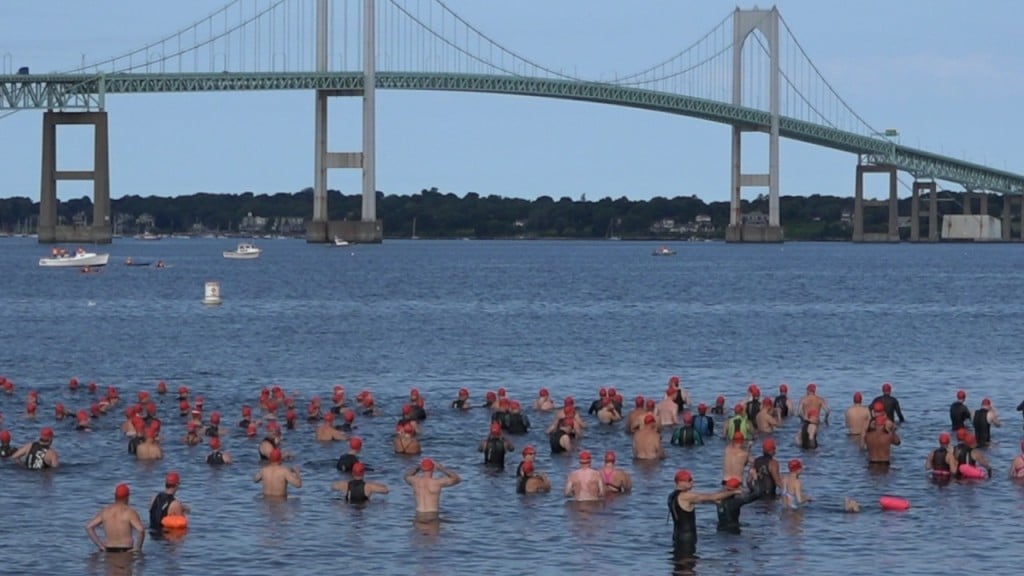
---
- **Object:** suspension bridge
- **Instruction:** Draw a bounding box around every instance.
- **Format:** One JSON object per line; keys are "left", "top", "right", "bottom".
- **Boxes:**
{"left": 1, "top": 0, "right": 1021, "bottom": 244}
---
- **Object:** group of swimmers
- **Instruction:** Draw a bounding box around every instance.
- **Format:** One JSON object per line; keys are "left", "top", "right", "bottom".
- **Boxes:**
{"left": 1, "top": 374, "right": 1023, "bottom": 557}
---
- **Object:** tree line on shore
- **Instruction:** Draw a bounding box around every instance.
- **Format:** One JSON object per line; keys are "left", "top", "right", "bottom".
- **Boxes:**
{"left": 0, "top": 187, "right": 999, "bottom": 240}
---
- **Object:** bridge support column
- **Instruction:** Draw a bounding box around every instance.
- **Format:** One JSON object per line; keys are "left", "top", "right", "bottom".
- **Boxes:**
{"left": 38, "top": 111, "right": 111, "bottom": 244}
{"left": 911, "top": 181, "right": 937, "bottom": 242}
{"left": 853, "top": 162, "right": 899, "bottom": 243}
{"left": 306, "top": 0, "right": 382, "bottom": 244}
{"left": 726, "top": 7, "right": 783, "bottom": 243}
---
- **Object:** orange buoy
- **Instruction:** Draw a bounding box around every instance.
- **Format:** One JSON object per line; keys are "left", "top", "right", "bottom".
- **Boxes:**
{"left": 161, "top": 514, "right": 188, "bottom": 529}
{"left": 879, "top": 495, "right": 910, "bottom": 511}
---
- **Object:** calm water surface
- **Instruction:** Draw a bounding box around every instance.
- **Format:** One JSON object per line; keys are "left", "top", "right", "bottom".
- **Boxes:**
{"left": 1, "top": 238, "right": 1024, "bottom": 576}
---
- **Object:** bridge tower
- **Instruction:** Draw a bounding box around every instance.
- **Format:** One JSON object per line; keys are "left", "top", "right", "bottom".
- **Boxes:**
{"left": 307, "top": 0, "right": 383, "bottom": 244}
{"left": 726, "top": 7, "right": 783, "bottom": 243}
{"left": 38, "top": 111, "right": 111, "bottom": 244}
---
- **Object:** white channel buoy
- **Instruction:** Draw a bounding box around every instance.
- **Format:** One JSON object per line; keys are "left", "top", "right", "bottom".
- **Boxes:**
{"left": 203, "top": 281, "right": 222, "bottom": 306}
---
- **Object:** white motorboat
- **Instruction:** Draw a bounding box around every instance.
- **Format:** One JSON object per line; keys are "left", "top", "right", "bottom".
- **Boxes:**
{"left": 39, "top": 248, "right": 110, "bottom": 268}
{"left": 333, "top": 236, "right": 350, "bottom": 247}
{"left": 223, "top": 243, "right": 261, "bottom": 260}
{"left": 651, "top": 245, "right": 677, "bottom": 256}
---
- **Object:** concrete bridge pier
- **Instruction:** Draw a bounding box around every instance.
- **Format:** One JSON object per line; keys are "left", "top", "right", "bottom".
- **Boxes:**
{"left": 1001, "top": 196, "right": 1021, "bottom": 241}
{"left": 38, "top": 111, "right": 111, "bottom": 244}
{"left": 910, "top": 180, "right": 938, "bottom": 242}
{"left": 853, "top": 162, "right": 898, "bottom": 243}
{"left": 726, "top": 7, "right": 783, "bottom": 243}
{"left": 306, "top": 0, "right": 382, "bottom": 244}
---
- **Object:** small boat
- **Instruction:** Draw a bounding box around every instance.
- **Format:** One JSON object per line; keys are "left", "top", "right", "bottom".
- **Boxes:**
{"left": 223, "top": 243, "right": 261, "bottom": 260}
{"left": 39, "top": 248, "right": 110, "bottom": 268}
{"left": 651, "top": 245, "right": 677, "bottom": 256}
{"left": 333, "top": 236, "right": 350, "bottom": 247}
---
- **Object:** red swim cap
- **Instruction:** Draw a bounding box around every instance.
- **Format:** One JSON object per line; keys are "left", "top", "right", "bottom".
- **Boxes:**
{"left": 762, "top": 438, "right": 777, "bottom": 453}
{"left": 458, "top": 388, "right": 468, "bottom": 397}
{"left": 716, "top": 396, "right": 725, "bottom": 404}
{"left": 779, "top": 384, "right": 788, "bottom": 393}
{"left": 539, "top": 388, "right": 549, "bottom": 397}
{"left": 604, "top": 450, "right": 616, "bottom": 463}
{"left": 343, "top": 410, "right": 355, "bottom": 423}
{"left": 788, "top": 459, "right": 803, "bottom": 472}
{"left": 697, "top": 403, "right": 707, "bottom": 414}
{"left": 724, "top": 477, "right": 742, "bottom": 489}
{"left": 522, "top": 445, "right": 536, "bottom": 455}
{"left": 40, "top": 427, "right": 54, "bottom": 440}
{"left": 420, "top": 458, "right": 434, "bottom": 471}
{"left": 939, "top": 433, "right": 950, "bottom": 445}
{"left": 732, "top": 431, "right": 745, "bottom": 444}
{"left": 853, "top": 392, "right": 862, "bottom": 403}
{"left": 982, "top": 398, "right": 991, "bottom": 406}
{"left": 165, "top": 472, "right": 180, "bottom": 487}
{"left": 490, "top": 422, "right": 502, "bottom": 434}
{"left": 269, "top": 448, "right": 283, "bottom": 463}
{"left": 734, "top": 403, "right": 744, "bottom": 414}
{"left": 872, "top": 402, "right": 884, "bottom": 412}
{"left": 807, "top": 383, "right": 817, "bottom": 393}
{"left": 635, "top": 395, "right": 646, "bottom": 407}
{"left": 578, "top": 450, "right": 592, "bottom": 462}
{"left": 956, "top": 390, "right": 966, "bottom": 400}
{"left": 350, "top": 438, "right": 363, "bottom": 451}
{"left": 599, "top": 388, "right": 607, "bottom": 397}
{"left": 114, "top": 483, "right": 130, "bottom": 500}
{"left": 0, "top": 430, "right": 10, "bottom": 442}
{"left": 674, "top": 469, "right": 693, "bottom": 483}
{"left": 352, "top": 462, "right": 366, "bottom": 477}
{"left": 643, "top": 413, "right": 656, "bottom": 424}
{"left": 882, "top": 383, "right": 892, "bottom": 393}
{"left": 209, "top": 437, "right": 221, "bottom": 450}
{"left": 669, "top": 376, "right": 680, "bottom": 385}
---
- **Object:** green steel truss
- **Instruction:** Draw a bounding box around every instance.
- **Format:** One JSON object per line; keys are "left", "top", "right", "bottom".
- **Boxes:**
{"left": 2, "top": 71, "right": 1021, "bottom": 193}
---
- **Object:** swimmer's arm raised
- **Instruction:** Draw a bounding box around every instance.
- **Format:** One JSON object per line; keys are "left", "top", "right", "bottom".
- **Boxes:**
{"left": 436, "top": 464, "right": 460, "bottom": 487}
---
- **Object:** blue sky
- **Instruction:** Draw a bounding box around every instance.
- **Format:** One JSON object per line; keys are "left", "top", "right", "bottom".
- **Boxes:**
{"left": 1, "top": 0, "right": 1021, "bottom": 204}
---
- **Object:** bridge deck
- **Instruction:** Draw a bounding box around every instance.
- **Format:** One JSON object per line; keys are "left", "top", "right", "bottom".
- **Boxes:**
{"left": 1, "top": 72, "right": 1021, "bottom": 193}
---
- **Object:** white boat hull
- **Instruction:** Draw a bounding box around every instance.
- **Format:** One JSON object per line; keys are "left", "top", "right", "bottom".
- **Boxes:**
{"left": 39, "top": 252, "right": 110, "bottom": 268}
{"left": 223, "top": 251, "right": 260, "bottom": 260}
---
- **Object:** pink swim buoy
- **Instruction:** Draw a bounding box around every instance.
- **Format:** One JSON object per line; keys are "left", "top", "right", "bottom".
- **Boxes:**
{"left": 879, "top": 495, "right": 910, "bottom": 511}
{"left": 958, "top": 464, "right": 986, "bottom": 479}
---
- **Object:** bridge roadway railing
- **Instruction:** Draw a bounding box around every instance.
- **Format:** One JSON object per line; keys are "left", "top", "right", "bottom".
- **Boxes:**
{"left": 2, "top": 72, "right": 1022, "bottom": 193}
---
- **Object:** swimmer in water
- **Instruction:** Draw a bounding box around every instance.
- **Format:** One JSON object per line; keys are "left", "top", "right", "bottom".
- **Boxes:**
{"left": 405, "top": 458, "right": 461, "bottom": 520}
{"left": 332, "top": 462, "right": 389, "bottom": 504}
{"left": 564, "top": 451, "right": 604, "bottom": 501}
{"left": 148, "top": 472, "right": 188, "bottom": 531}
{"left": 86, "top": 483, "right": 145, "bottom": 554}
{"left": 253, "top": 448, "right": 302, "bottom": 497}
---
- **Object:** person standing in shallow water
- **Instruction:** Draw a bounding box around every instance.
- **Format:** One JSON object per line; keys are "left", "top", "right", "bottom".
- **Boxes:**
{"left": 86, "top": 483, "right": 145, "bottom": 554}
{"left": 668, "top": 469, "right": 738, "bottom": 557}
{"left": 405, "top": 458, "right": 460, "bottom": 521}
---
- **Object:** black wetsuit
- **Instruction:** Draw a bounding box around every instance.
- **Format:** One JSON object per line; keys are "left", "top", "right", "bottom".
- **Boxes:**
{"left": 483, "top": 436, "right": 507, "bottom": 468}
{"left": 671, "top": 426, "right": 702, "bottom": 447}
{"left": 672, "top": 389, "right": 687, "bottom": 412}
{"left": 346, "top": 479, "right": 368, "bottom": 504}
{"left": 450, "top": 399, "right": 469, "bottom": 410}
{"left": 206, "top": 451, "right": 226, "bottom": 465}
{"left": 750, "top": 454, "right": 778, "bottom": 498}
{"left": 950, "top": 401, "right": 971, "bottom": 430}
{"left": 515, "top": 474, "right": 530, "bottom": 495}
{"left": 128, "top": 436, "right": 143, "bottom": 455}
{"left": 549, "top": 429, "right": 568, "bottom": 454}
{"left": 238, "top": 418, "right": 251, "bottom": 429}
{"left": 972, "top": 409, "right": 992, "bottom": 446}
{"left": 0, "top": 444, "right": 14, "bottom": 458}
{"left": 745, "top": 398, "right": 761, "bottom": 423}
{"left": 954, "top": 443, "right": 980, "bottom": 477}
{"left": 871, "top": 394, "right": 905, "bottom": 423}
{"left": 773, "top": 395, "right": 789, "bottom": 418}
{"left": 491, "top": 411, "right": 511, "bottom": 430}
{"left": 798, "top": 420, "right": 818, "bottom": 450}
{"left": 668, "top": 490, "right": 697, "bottom": 556}
{"left": 337, "top": 422, "right": 354, "bottom": 433}
{"left": 710, "top": 405, "right": 725, "bottom": 416}
{"left": 587, "top": 400, "right": 603, "bottom": 416}
{"left": 505, "top": 413, "right": 530, "bottom": 435}
{"left": 25, "top": 442, "right": 51, "bottom": 470}
{"left": 409, "top": 406, "right": 427, "bottom": 421}
{"left": 148, "top": 491, "right": 175, "bottom": 530}
{"left": 205, "top": 425, "right": 220, "bottom": 438}
{"left": 716, "top": 491, "right": 761, "bottom": 533}
{"left": 930, "top": 448, "right": 951, "bottom": 477}
{"left": 336, "top": 453, "right": 360, "bottom": 472}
